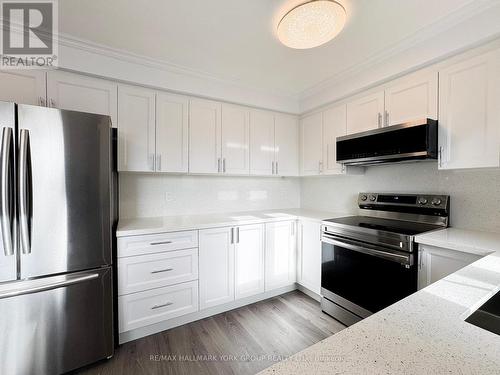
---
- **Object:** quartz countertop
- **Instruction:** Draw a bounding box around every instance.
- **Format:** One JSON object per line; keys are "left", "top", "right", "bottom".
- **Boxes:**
{"left": 260, "top": 234, "right": 500, "bottom": 374}
{"left": 415, "top": 227, "right": 500, "bottom": 256}
{"left": 116, "top": 208, "right": 349, "bottom": 237}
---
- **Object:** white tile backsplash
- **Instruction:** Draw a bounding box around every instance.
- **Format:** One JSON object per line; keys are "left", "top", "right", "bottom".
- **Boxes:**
{"left": 119, "top": 174, "right": 301, "bottom": 219}
{"left": 300, "top": 163, "right": 500, "bottom": 233}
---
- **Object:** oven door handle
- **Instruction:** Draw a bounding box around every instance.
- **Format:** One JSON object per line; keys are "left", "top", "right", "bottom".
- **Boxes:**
{"left": 322, "top": 234, "right": 412, "bottom": 265}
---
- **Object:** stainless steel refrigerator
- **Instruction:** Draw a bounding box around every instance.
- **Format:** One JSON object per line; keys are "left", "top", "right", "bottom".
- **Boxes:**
{"left": 0, "top": 101, "right": 114, "bottom": 375}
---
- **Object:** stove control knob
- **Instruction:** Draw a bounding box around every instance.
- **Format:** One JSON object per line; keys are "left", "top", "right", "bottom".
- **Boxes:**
{"left": 369, "top": 195, "right": 376, "bottom": 202}
{"left": 360, "top": 195, "right": 368, "bottom": 201}
{"left": 418, "top": 198, "right": 428, "bottom": 205}
{"left": 431, "top": 198, "right": 442, "bottom": 206}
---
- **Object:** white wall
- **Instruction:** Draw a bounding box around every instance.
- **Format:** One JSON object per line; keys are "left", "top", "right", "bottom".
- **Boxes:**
{"left": 300, "top": 163, "right": 500, "bottom": 233}
{"left": 119, "top": 174, "right": 300, "bottom": 219}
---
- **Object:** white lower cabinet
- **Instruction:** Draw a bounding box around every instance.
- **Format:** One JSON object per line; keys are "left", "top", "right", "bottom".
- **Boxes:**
{"left": 418, "top": 245, "right": 481, "bottom": 289}
{"left": 297, "top": 220, "right": 322, "bottom": 295}
{"left": 265, "top": 220, "right": 297, "bottom": 291}
{"left": 235, "top": 224, "right": 265, "bottom": 299}
{"left": 119, "top": 281, "right": 199, "bottom": 333}
{"left": 199, "top": 227, "right": 235, "bottom": 309}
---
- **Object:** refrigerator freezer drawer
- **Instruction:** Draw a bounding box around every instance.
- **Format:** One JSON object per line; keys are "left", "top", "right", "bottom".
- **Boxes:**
{"left": 0, "top": 267, "right": 113, "bottom": 375}
{"left": 118, "top": 248, "right": 198, "bottom": 295}
{"left": 119, "top": 280, "right": 199, "bottom": 332}
{"left": 117, "top": 230, "right": 198, "bottom": 258}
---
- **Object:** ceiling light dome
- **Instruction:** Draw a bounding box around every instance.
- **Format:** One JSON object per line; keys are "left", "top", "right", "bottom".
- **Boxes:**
{"left": 277, "top": 0, "right": 346, "bottom": 49}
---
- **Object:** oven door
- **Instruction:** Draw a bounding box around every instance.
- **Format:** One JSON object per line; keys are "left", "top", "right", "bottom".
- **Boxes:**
{"left": 321, "top": 234, "right": 417, "bottom": 316}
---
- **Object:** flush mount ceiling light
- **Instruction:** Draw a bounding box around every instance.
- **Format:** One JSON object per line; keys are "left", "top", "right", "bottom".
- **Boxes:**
{"left": 277, "top": 0, "right": 346, "bottom": 49}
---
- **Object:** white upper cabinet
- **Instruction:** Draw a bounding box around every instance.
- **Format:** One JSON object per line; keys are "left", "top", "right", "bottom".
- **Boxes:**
{"left": 199, "top": 227, "right": 235, "bottom": 309}
{"left": 47, "top": 71, "right": 118, "bottom": 126}
{"left": 0, "top": 70, "right": 46, "bottom": 106}
{"left": 346, "top": 91, "right": 385, "bottom": 135}
{"left": 300, "top": 112, "right": 323, "bottom": 175}
{"left": 156, "top": 92, "right": 189, "bottom": 173}
{"left": 249, "top": 109, "right": 275, "bottom": 175}
{"left": 384, "top": 72, "right": 438, "bottom": 126}
{"left": 265, "top": 220, "right": 296, "bottom": 291}
{"left": 189, "top": 98, "right": 222, "bottom": 174}
{"left": 234, "top": 224, "right": 265, "bottom": 299}
{"left": 322, "top": 104, "right": 347, "bottom": 175}
{"left": 275, "top": 113, "right": 299, "bottom": 176}
{"left": 118, "top": 85, "right": 156, "bottom": 172}
{"left": 439, "top": 49, "right": 500, "bottom": 170}
{"left": 221, "top": 104, "right": 250, "bottom": 175}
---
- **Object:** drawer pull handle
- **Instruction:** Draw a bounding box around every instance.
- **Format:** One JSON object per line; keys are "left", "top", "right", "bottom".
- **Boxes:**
{"left": 150, "top": 240, "right": 173, "bottom": 246}
{"left": 151, "top": 302, "right": 173, "bottom": 310}
{"left": 150, "top": 268, "right": 173, "bottom": 274}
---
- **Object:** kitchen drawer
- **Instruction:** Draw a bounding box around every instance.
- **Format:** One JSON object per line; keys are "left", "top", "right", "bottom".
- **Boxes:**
{"left": 118, "top": 248, "right": 198, "bottom": 295}
{"left": 118, "top": 230, "right": 198, "bottom": 257}
{"left": 119, "top": 280, "right": 199, "bottom": 332}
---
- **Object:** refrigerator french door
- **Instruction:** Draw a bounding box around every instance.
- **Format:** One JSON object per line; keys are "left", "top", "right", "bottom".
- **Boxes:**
{"left": 0, "top": 102, "right": 114, "bottom": 375}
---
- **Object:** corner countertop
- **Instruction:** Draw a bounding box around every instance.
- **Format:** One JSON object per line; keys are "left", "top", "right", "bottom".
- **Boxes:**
{"left": 260, "top": 239, "right": 500, "bottom": 374}
{"left": 415, "top": 227, "right": 500, "bottom": 256}
{"left": 116, "top": 208, "right": 349, "bottom": 237}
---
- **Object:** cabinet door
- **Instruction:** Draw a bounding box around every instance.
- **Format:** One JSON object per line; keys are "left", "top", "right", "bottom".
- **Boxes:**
{"left": 0, "top": 70, "right": 45, "bottom": 105}
{"left": 297, "top": 220, "right": 322, "bottom": 295}
{"left": 384, "top": 72, "right": 438, "bottom": 126}
{"left": 47, "top": 71, "right": 118, "bottom": 126}
{"left": 249, "top": 109, "right": 275, "bottom": 175}
{"left": 117, "top": 85, "right": 156, "bottom": 172}
{"left": 199, "top": 227, "right": 235, "bottom": 309}
{"left": 322, "top": 104, "right": 346, "bottom": 175}
{"left": 438, "top": 50, "right": 500, "bottom": 170}
{"left": 300, "top": 112, "right": 323, "bottom": 175}
{"left": 235, "top": 224, "right": 265, "bottom": 299}
{"left": 189, "top": 99, "right": 221, "bottom": 174}
{"left": 156, "top": 92, "right": 189, "bottom": 173}
{"left": 418, "top": 245, "right": 481, "bottom": 290}
{"left": 265, "top": 221, "right": 296, "bottom": 291}
{"left": 221, "top": 104, "right": 250, "bottom": 175}
{"left": 346, "top": 91, "right": 384, "bottom": 134}
{"left": 275, "top": 113, "right": 299, "bottom": 176}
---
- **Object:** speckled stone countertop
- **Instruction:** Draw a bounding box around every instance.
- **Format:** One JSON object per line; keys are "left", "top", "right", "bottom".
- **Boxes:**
{"left": 117, "top": 208, "right": 349, "bottom": 237}
{"left": 260, "top": 245, "right": 500, "bottom": 374}
{"left": 415, "top": 227, "right": 500, "bottom": 256}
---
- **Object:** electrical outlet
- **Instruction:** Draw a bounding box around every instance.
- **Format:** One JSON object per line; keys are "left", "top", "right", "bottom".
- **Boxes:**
{"left": 165, "top": 192, "right": 174, "bottom": 202}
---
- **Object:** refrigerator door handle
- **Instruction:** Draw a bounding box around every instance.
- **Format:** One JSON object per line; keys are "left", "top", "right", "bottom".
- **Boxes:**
{"left": 1, "top": 127, "right": 14, "bottom": 256}
{"left": 19, "top": 129, "right": 32, "bottom": 254}
{"left": 0, "top": 272, "right": 99, "bottom": 299}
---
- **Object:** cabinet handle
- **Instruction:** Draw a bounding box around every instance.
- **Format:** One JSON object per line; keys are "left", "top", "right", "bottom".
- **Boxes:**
{"left": 318, "top": 161, "right": 323, "bottom": 174}
{"left": 151, "top": 267, "right": 173, "bottom": 274}
{"left": 50, "top": 99, "right": 56, "bottom": 108}
{"left": 223, "top": 158, "right": 226, "bottom": 173}
{"left": 378, "top": 112, "right": 382, "bottom": 127}
{"left": 341, "top": 164, "right": 346, "bottom": 173}
{"left": 217, "top": 158, "right": 221, "bottom": 173}
{"left": 230, "top": 227, "right": 234, "bottom": 244}
{"left": 156, "top": 154, "right": 162, "bottom": 171}
{"left": 385, "top": 110, "right": 389, "bottom": 126}
{"left": 438, "top": 146, "right": 444, "bottom": 168}
{"left": 276, "top": 161, "right": 279, "bottom": 175}
{"left": 150, "top": 240, "right": 172, "bottom": 246}
{"left": 39, "top": 97, "right": 46, "bottom": 106}
{"left": 151, "top": 301, "right": 173, "bottom": 310}
{"left": 148, "top": 154, "right": 155, "bottom": 171}
{"left": 236, "top": 227, "right": 240, "bottom": 243}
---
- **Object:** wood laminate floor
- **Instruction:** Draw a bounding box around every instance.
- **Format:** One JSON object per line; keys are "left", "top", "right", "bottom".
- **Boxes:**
{"left": 76, "top": 291, "right": 346, "bottom": 375}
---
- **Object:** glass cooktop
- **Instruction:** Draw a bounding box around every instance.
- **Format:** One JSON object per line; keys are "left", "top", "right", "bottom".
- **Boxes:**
{"left": 323, "top": 216, "right": 442, "bottom": 236}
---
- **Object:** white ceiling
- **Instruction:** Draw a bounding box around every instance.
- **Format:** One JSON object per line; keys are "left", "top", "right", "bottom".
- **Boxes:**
{"left": 59, "top": 0, "right": 475, "bottom": 97}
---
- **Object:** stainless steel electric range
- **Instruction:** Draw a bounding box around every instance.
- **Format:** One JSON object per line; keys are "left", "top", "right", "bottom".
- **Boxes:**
{"left": 321, "top": 192, "right": 450, "bottom": 326}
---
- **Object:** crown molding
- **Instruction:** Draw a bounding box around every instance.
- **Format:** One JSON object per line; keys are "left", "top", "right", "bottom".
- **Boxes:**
{"left": 298, "top": 0, "right": 500, "bottom": 110}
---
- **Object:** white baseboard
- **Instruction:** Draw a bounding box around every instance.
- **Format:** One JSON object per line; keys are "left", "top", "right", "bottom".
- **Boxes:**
{"left": 296, "top": 284, "right": 321, "bottom": 302}
{"left": 119, "top": 284, "right": 297, "bottom": 344}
